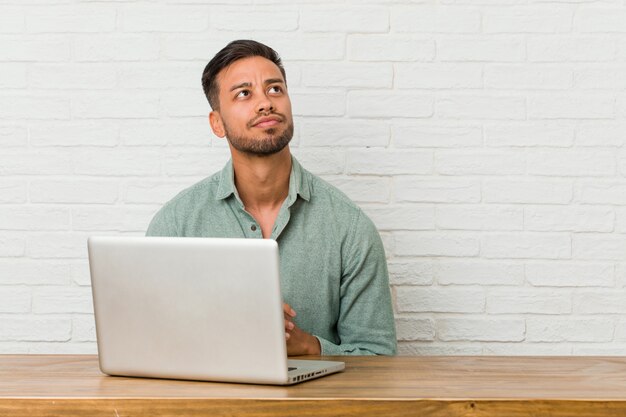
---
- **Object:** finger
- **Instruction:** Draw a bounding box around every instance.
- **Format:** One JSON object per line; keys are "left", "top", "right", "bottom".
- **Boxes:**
{"left": 284, "top": 318, "right": 295, "bottom": 331}
{"left": 285, "top": 332, "right": 291, "bottom": 340}
{"left": 282, "top": 303, "right": 296, "bottom": 318}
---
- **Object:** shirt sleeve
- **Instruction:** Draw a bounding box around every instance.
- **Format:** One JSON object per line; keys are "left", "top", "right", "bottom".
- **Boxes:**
{"left": 315, "top": 210, "right": 397, "bottom": 356}
{"left": 145, "top": 205, "right": 179, "bottom": 237}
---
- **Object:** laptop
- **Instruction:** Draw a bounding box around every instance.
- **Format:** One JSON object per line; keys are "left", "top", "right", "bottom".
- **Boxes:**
{"left": 87, "top": 236, "right": 345, "bottom": 385}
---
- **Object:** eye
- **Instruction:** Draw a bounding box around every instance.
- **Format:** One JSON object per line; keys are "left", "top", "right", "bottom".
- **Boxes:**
{"left": 236, "top": 90, "right": 250, "bottom": 99}
{"left": 268, "top": 85, "right": 282, "bottom": 94}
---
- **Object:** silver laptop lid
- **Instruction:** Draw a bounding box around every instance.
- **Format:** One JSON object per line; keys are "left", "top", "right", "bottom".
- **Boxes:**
{"left": 88, "top": 236, "right": 290, "bottom": 384}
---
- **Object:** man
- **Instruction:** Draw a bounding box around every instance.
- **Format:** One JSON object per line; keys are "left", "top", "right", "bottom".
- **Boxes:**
{"left": 146, "top": 40, "right": 396, "bottom": 356}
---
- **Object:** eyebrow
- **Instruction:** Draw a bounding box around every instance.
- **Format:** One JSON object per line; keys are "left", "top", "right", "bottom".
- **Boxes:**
{"left": 229, "top": 79, "right": 285, "bottom": 92}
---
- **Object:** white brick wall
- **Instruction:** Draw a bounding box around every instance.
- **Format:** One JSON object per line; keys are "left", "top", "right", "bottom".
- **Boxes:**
{"left": 1, "top": 0, "right": 626, "bottom": 355}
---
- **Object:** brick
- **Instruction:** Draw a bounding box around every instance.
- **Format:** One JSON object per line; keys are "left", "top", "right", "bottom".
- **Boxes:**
{"left": 436, "top": 95, "right": 526, "bottom": 120}
{"left": 71, "top": 206, "right": 156, "bottom": 232}
{"left": 0, "top": 260, "right": 70, "bottom": 285}
{"left": 72, "top": 316, "right": 96, "bottom": 342}
{"left": 26, "top": 5, "right": 116, "bottom": 33}
{"left": 574, "top": 66, "right": 626, "bottom": 89}
{"left": 32, "top": 63, "right": 117, "bottom": 90}
{"left": 438, "top": 318, "right": 525, "bottom": 342}
{"left": 487, "top": 289, "right": 571, "bottom": 314}
{"left": 30, "top": 121, "right": 118, "bottom": 147}
{"left": 394, "top": 232, "right": 480, "bottom": 257}
{"left": 302, "top": 63, "right": 392, "bottom": 88}
{"left": 575, "top": 8, "right": 626, "bottom": 32}
{"left": 73, "top": 149, "right": 161, "bottom": 176}
{"left": 160, "top": 91, "right": 209, "bottom": 117}
{"left": 483, "top": 7, "right": 573, "bottom": 33}
{"left": 387, "top": 261, "right": 434, "bottom": 286}
{"left": 392, "top": 6, "right": 481, "bottom": 33}
{"left": 573, "top": 234, "right": 626, "bottom": 260}
{"left": 325, "top": 177, "right": 391, "bottom": 203}
{"left": 485, "top": 65, "right": 573, "bottom": 89}
{"left": 211, "top": 10, "right": 297, "bottom": 31}
{"left": 348, "top": 91, "right": 433, "bottom": 118}
{"left": 257, "top": 33, "right": 345, "bottom": 61}
{"left": 123, "top": 180, "right": 196, "bottom": 205}
{"left": 0, "top": 318, "right": 71, "bottom": 342}
{"left": 396, "top": 287, "right": 485, "bottom": 313}
{"left": 70, "top": 261, "right": 91, "bottom": 287}
{"left": 395, "top": 64, "right": 483, "bottom": 89}
{"left": 0, "top": 124, "right": 27, "bottom": 147}
{"left": 0, "top": 7, "right": 24, "bottom": 32}
{"left": 482, "top": 233, "right": 571, "bottom": 259}
{"left": 576, "top": 123, "right": 626, "bottom": 146}
{"left": 33, "top": 287, "right": 93, "bottom": 314}
{"left": 393, "top": 124, "right": 483, "bottom": 148}
{"left": 30, "top": 180, "right": 119, "bottom": 204}
{"left": 291, "top": 91, "right": 345, "bottom": 117}
{"left": 0, "top": 180, "right": 26, "bottom": 203}
{"left": 398, "top": 343, "right": 482, "bottom": 356}
{"left": 613, "top": 207, "right": 626, "bottom": 233}
{"left": 0, "top": 234, "right": 24, "bottom": 257}
{"left": 119, "top": 63, "right": 199, "bottom": 89}
{"left": 484, "top": 179, "right": 573, "bottom": 204}
{"left": 526, "top": 261, "right": 614, "bottom": 287}
{"left": 72, "top": 93, "right": 160, "bottom": 119}
{"left": 346, "top": 149, "right": 432, "bottom": 175}
{"left": 0, "top": 96, "right": 70, "bottom": 120}
{"left": 435, "top": 150, "right": 525, "bottom": 175}
{"left": 161, "top": 35, "right": 232, "bottom": 61}
{"left": 0, "top": 207, "right": 69, "bottom": 231}
{"left": 574, "top": 344, "right": 626, "bottom": 356}
{"left": 528, "top": 149, "right": 615, "bottom": 176}
{"left": 0, "top": 35, "right": 70, "bottom": 62}
{"left": 575, "top": 181, "right": 626, "bottom": 204}
{"left": 525, "top": 206, "right": 614, "bottom": 232}
{"left": 436, "top": 205, "right": 523, "bottom": 231}
{"left": 483, "top": 343, "right": 572, "bottom": 356}
{"left": 348, "top": 35, "right": 435, "bottom": 62}
{"left": 528, "top": 36, "right": 616, "bottom": 62}
{"left": 26, "top": 233, "right": 89, "bottom": 259}
{"left": 74, "top": 34, "right": 160, "bottom": 62}
{"left": 122, "top": 5, "right": 209, "bottom": 32}
{"left": 0, "top": 63, "right": 26, "bottom": 88}
{"left": 163, "top": 149, "right": 230, "bottom": 176}
{"left": 395, "top": 318, "right": 435, "bottom": 341}
{"left": 526, "top": 318, "right": 613, "bottom": 342}
{"left": 528, "top": 95, "right": 614, "bottom": 119}
{"left": 291, "top": 149, "right": 345, "bottom": 175}
{"left": 438, "top": 37, "right": 525, "bottom": 62}
{"left": 299, "top": 118, "right": 389, "bottom": 148}
{"left": 121, "top": 120, "right": 210, "bottom": 147}
{"left": 0, "top": 150, "right": 72, "bottom": 175}
{"left": 363, "top": 205, "right": 435, "bottom": 231}
{"left": 0, "top": 287, "right": 31, "bottom": 313}
{"left": 396, "top": 178, "right": 481, "bottom": 203}
{"left": 436, "top": 260, "right": 524, "bottom": 285}
{"left": 616, "top": 321, "right": 626, "bottom": 341}
{"left": 485, "top": 123, "right": 574, "bottom": 147}
{"left": 574, "top": 290, "right": 626, "bottom": 314}
{"left": 301, "top": 6, "right": 388, "bottom": 32}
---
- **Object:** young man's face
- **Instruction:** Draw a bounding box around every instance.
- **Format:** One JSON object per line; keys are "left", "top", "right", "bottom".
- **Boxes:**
{"left": 209, "top": 56, "right": 294, "bottom": 156}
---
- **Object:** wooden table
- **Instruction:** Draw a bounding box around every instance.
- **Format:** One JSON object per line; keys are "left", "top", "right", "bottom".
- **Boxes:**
{"left": 1, "top": 355, "right": 626, "bottom": 416}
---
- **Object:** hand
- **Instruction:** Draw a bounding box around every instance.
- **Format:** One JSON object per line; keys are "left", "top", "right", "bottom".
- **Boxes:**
{"left": 283, "top": 303, "right": 321, "bottom": 356}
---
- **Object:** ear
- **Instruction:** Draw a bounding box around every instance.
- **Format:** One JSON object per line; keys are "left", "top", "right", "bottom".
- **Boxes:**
{"left": 209, "top": 111, "right": 226, "bottom": 138}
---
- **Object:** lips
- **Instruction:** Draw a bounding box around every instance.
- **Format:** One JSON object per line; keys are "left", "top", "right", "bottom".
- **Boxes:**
{"left": 252, "top": 116, "right": 282, "bottom": 128}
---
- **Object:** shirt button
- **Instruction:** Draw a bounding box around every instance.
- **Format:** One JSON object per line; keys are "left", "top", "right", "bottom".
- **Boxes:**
{"left": 251, "top": 225, "right": 257, "bottom": 231}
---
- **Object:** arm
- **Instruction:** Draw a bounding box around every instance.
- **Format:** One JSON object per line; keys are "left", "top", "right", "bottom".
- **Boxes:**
{"left": 317, "top": 210, "right": 397, "bottom": 356}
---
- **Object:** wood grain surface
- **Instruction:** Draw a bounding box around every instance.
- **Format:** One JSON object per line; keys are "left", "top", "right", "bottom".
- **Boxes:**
{"left": 1, "top": 355, "right": 626, "bottom": 416}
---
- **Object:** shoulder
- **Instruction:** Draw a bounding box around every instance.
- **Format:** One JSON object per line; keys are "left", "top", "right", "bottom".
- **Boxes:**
{"left": 146, "top": 172, "right": 222, "bottom": 236}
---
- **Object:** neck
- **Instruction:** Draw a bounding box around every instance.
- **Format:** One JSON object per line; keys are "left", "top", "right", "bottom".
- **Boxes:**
{"left": 231, "top": 146, "right": 292, "bottom": 211}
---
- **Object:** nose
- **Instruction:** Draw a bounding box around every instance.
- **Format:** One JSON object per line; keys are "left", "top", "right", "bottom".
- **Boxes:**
{"left": 256, "top": 96, "right": 274, "bottom": 114}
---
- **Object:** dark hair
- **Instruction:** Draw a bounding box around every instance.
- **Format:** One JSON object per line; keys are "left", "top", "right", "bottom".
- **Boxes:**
{"left": 201, "top": 39, "right": 286, "bottom": 111}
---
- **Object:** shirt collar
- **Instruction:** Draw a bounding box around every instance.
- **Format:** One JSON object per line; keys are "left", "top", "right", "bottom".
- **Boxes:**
{"left": 215, "top": 155, "right": 311, "bottom": 203}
